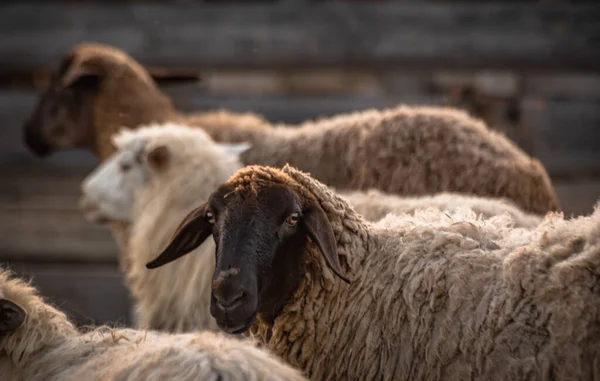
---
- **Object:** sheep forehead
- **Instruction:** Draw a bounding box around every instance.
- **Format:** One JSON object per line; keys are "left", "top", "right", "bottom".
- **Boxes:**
{"left": 225, "top": 166, "right": 299, "bottom": 197}
{"left": 115, "top": 124, "right": 215, "bottom": 159}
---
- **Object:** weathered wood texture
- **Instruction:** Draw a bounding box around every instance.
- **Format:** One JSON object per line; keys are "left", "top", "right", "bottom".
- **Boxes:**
{"left": 0, "top": 164, "right": 117, "bottom": 263}
{"left": 0, "top": 3, "right": 599, "bottom": 72}
{"left": 522, "top": 99, "right": 600, "bottom": 177}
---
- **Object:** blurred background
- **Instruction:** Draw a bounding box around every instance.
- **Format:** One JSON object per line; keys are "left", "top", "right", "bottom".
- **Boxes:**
{"left": 0, "top": 0, "right": 599, "bottom": 328}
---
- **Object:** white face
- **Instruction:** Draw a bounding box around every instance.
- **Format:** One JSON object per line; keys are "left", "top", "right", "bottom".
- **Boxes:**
{"left": 80, "top": 140, "right": 148, "bottom": 224}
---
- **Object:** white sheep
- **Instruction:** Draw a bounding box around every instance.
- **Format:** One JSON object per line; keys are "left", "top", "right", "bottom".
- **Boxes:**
{"left": 147, "top": 164, "right": 600, "bottom": 381}
{"left": 80, "top": 123, "right": 249, "bottom": 333}
{"left": 0, "top": 268, "right": 307, "bottom": 381}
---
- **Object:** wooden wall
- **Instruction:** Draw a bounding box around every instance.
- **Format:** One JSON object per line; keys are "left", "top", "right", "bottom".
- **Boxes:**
{"left": 1, "top": 1, "right": 599, "bottom": 327}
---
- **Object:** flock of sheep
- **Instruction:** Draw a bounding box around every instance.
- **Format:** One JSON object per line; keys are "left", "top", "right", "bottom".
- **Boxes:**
{"left": 1, "top": 42, "right": 597, "bottom": 381}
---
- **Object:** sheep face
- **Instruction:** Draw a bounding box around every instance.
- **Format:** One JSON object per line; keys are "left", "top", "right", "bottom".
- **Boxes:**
{"left": 146, "top": 178, "right": 349, "bottom": 334}
{"left": 23, "top": 55, "right": 100, "bottom": 157}
{"left": 79, "top": 138, "right": 150, "bottom": 224}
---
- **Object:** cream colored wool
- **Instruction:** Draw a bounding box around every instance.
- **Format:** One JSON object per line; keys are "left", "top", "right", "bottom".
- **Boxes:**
{"left": 340, "top": 189, "right": 542, "bottom": 228}
{"left": 0, "top": 270, "right": 307, "bottom": 381}
{"left": 81, "top": 124, "right": 250, "bottom": 332}
{"left": 215, "top": 165, "right": 599, "bottom": 381}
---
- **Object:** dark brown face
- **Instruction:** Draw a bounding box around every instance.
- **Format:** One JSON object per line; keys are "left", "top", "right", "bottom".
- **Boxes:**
{"left": 23, "top": 57, "right": 100, "bottom": 157}
{"left": 146, "top": 182, "right": 350, "bottom": 334}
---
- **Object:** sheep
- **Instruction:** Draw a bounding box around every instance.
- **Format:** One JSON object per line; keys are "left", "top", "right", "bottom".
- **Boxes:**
{"left": 80, "top": 124, "right": 541, "bottom": 336}
{"left": 0, "top": 268, "right": 307, "bottom": 381}
{"left": 79, "top": 123, "right": 252, "bottom": 333}
{"left": 339, "top": 189, "right": 542, "bottom": 228}
{"left": 23, "top": 43, "right": 558, "bottom": 215}
{"left": 146, "top": 164, "right": 600, "bottom": 381}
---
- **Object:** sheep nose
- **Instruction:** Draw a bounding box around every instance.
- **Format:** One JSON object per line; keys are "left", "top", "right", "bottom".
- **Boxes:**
{"left": 212, "top": 268, "right": 247, "bottom": 310}
{"left": 213, "top": 290, "right": 245, "bottom": 311}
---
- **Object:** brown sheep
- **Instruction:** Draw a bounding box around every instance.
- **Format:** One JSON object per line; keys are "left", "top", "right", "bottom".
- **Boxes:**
{"left": 22, "top": 42, "right": 268, "bottom": 161}
{"left": 23, "top": 43, "right": 558, "bottom": 216}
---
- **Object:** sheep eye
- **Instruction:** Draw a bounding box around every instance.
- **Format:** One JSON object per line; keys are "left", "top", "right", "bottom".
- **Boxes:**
{"left": 286, "top": 212, "right": 300, "bottom": 226}
{"left": 120, "top": 162, "right": 131, "bottom": 172}
{"left": 206, "top": 211, "right": 215, "bottom": 224}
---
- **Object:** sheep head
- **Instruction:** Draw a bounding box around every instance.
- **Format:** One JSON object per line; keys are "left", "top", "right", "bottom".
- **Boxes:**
{"left": 22, "top": 44, "right": 113, "bottom": 157}
{"left": 146, "top": 165, "right": 350, "bottom": 334}
{"left": 79, "top": 125, "right": 250, "bottom": 225}
{"left": 22, "top": 43, "right": 200, "bottom": 159}
{"left": 79, "top": 135, "right": 149, "bottom": 224}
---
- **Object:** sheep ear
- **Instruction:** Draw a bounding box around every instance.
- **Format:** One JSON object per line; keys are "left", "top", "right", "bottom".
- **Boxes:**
{"left": 302, "top": 201, "right": 351, "bottom": 284}
{"left": 218, "top": 142, "right": 251, "bottom": 156}
{"left": 146, "top": 202, "right": 212, "bottom": 269}
{"left": 145, "top": 144, "right": 170, "bottom": 170}
{"left": 61, "top": 62, "right": 103, "bottom": 89}
{"left": 0, "top": 299, "right": 26, "bottom": 335}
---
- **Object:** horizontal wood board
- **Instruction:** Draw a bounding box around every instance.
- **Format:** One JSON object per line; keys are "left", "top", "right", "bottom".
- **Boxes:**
{"left": 0, "top": 164, "right": 118, "bottom": 262}
{"left": 0, "top": 3, "right": 599, "bottom": 71}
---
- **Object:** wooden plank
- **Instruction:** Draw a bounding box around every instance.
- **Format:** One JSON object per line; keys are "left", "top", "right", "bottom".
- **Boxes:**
{"left": 522, "top": 99, "right": 600, "bottom": 176}
{"left": 554, "top": 179, "right": 600, "bottom": 217}
{"left": 523, "top": 74, "right": 600, "bottom": 101}
{"left": 0, "top": 3, "right": 598, "bottom": 71}
{"left": 2, "top": 261, "right": 132, "bottom": 327}
{"left": 0, "top": 164, "right": 119, "bottom": 262}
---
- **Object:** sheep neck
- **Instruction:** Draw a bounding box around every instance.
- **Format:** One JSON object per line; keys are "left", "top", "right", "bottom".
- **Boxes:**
{"left": 250, "top": 169, "right": 371, "bottom": 375}
{"left": 92, "top": 73, "right": 177, "bottom": 161}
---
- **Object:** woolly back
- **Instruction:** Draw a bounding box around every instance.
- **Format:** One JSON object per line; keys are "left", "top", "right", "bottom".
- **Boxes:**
{"left": 0, "top": 270, "right": 76, "bottom": 366}
{"left": 533, "top": 202, "right": 600, "bottom": 254}
{"left": 340, "top": 189, "right": 542, "bottom": 228}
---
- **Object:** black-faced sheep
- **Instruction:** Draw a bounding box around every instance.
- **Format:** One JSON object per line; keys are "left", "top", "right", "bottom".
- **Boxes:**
{"left": 147, "top": 164, "right": 600, "bottom": 381}
{"left": 23, "top": 43, "right": 558, "bottom": 214}
{"left": 0, "top": 268, "right": 307, "bottom": 381}
{"left": 80, "top": 124, "right": 249, "bottom": 333}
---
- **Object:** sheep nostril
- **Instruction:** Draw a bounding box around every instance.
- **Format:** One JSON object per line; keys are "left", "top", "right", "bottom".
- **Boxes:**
{"left": 216, "top": 291, "right": 245, "bottom": 310}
